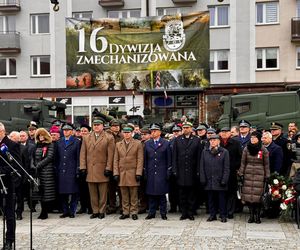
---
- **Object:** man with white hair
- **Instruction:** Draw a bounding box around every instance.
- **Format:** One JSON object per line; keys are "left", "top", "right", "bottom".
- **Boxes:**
{"left": 0, "top": 123, "right": 22, "bottom": 250}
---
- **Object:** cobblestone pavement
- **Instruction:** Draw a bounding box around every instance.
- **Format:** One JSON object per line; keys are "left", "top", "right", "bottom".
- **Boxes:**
{"left": 4, "top": 209, "right": 300, "bottom": 250}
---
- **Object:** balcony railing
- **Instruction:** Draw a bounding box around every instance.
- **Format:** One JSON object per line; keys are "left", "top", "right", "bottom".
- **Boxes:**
{"left": 0, "top": 0, "right": 20, "bottom": 11}
{"left": 0, "top": 31, "right": 21, "bottom": 53}
{"left": 98, "top": 0, "right": 124, "bottom": 7}
{"left": 172, "top": 0, "right": 197, "bottom": 3}
{"left": 292, "top": 17, "right": 300, "bottom": 42}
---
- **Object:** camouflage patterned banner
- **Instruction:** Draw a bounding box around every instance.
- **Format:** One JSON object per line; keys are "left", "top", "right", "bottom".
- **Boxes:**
{"left": 65, "top": 11, "right": 209, "bottom": 90}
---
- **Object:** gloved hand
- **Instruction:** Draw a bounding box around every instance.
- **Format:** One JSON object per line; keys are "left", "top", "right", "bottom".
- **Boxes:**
{"left": 237, "top": 175, "right": 244, "bottom": 185}
{"left": 104, "top": 170, "right": 113, "bottom": 178}
{"left": 135, "top": 175, "right": 141, "bottom": 182}
{"left": 114, "top": 175, "right": 120, "bottom": 183}
{"left": 80, "top": 169, "right": 87, "bottom": 177}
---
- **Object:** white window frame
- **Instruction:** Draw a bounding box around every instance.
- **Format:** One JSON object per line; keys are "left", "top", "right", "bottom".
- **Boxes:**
{"left": 0, "top": 57, "right": 16, "bottom": 78}
{"left": 30, "top": 14, "right": 49, "bottom": 35}
{"left": 296, "top": 47, "right": 300, "bottom": 69}
{"left": 72, "top": 11, "right": 93, "bottom": 19}
{"left": 156, "top": 7, "right": 192, "bottom": 16}
{"left": 210, "top": 50, "right": 230, "bottom": 72}
{"left": 256, "top": 47, "right": 279, "bottom": 70}
{"left": 209, "top": 5, "right": 229, "bottom": 28}
{"left": 107, "top": 9, "right": 141, "bottom": 18}
{"left": 31, "top": 56, "right": 50, "bottom": 77}
{"left": 0, "top": 15, "right": 15, "bottom": 33}
{"left": 256, "top": 2, "right": 279, "bottom": 25}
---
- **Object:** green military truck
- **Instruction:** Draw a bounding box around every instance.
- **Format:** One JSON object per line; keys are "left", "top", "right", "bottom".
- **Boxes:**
{"left": 0, "top": 99, "right": 66, "bottom": 132}
{"left": 217, "top": 90, "right": 300, "bottom": 129}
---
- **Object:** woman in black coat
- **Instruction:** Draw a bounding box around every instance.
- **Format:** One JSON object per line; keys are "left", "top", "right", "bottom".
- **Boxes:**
{"left": 200, "top": 135, "right": 230, "bottom": 223}
{"left": 32, "top": 128, "right": 56, "bottom": 219}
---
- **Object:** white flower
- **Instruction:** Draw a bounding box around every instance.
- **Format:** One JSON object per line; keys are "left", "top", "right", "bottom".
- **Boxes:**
{"left": 273, "top": 179, "right": 279, "bottom": 185}
{"left": 282, "top": 185, "right": 287, "bottom": 190}
{"left": 273, "top": 190, "right": 279, "bottom": 196}
{"left": 280, "top": 203, "right": 287, "bottom": 210}
{"left": 286, "top": 190, "right": 292, "bottom": 198}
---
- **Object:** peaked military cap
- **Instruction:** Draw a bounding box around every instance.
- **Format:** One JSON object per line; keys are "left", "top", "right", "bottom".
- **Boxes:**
{"left": 207, "top": 127, "right": 216, "bottom": 134}
{"left": 62, "top": 123, "right": 74, "bottom": 130}
{"left": 239, "top": 120, "right": 251, "bottom": 128}
{"left": 172, "top": 125, "right": 182, "bottom": 132}
{"left": 196, "top": 125, "right": 207, "bottom": 131}
{"left": 209, "top": 134, "right": 220, "bottom": 140}
{"left": 182, "top": 121, "right": 193, "bottom": 128}
{"left": 270, "top": 122, "right": 283, "bottom": 130}
{"left": 27, "top": 121, "right": 38, "bottom": 129}
{"left": 220, "top": 127, "right": 230, "bottom": 132}
{"left": 150, "top": 124, "right": 161, "bottom": 130}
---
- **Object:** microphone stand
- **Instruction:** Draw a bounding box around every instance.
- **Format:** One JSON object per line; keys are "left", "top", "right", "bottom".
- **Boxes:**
{"left": 0, "top": 174, "right": 7, "bottom": 250}
{"left": 8, "top": 154, "right": 38, "bottom": 250}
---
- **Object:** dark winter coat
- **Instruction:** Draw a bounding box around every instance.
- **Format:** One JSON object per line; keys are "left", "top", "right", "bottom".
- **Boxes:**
{"left": 266, "top": 141, "right": 283, "bottom": 173}
{"left": 32, "top": 128, "right": 56, "bottom": 202}
{"left": 172, "top": 134, "right": 202, "bottom": 186}
{"left": 200, "top": 146, "right": 230, "bottom": 191}
{"left": 238, "top": 145, "right": 270, "bottom": 204}
{"left": 239, "top": 133, "right": 250, "bottom": 149}
{"left": 220, "top": 138, "right": 242, "bottom": 192}
{"left": 55, "top": 136, "right": 81, "bottom": 194}
{"left": 144, "top": 138, "right": 171, "bottom": 195}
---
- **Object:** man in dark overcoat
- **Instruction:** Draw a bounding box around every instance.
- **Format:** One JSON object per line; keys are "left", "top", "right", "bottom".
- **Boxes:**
{"left": 0, "top": 123, "right": 22, "bottom": 250}
{"left": 219, "top": 127, "right": 242, "bottom": 219}
{"left": 172, "top": 121, "right": 202, "bottom": 220}
{"left": 56, "top": 123, "right": 81, "bottom": 218}
{"left": 144, "top": 124, "right": 171, "bottom": 220}
{"left": 200, "top": 134, "right": 230, "bottom": 223}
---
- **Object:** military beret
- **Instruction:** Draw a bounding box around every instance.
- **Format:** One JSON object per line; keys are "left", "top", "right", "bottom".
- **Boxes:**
{"left": 239, "top": 120, "right": 251, "bottom": 128}
{"left": 182, "top": 121, "right": 193, "bottom": 128}
{"left": 270, "top": 122, "right": 283, "bottom": 130}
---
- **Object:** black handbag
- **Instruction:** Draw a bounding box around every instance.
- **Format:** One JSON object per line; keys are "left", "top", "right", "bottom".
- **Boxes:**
{"left": 261, "top": 182, "right": 271, "bottom": 210}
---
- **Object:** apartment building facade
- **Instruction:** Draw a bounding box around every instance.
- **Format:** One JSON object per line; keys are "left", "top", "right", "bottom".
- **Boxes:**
{"left": 0, "top": 0, "right": 299, "bottom": 125}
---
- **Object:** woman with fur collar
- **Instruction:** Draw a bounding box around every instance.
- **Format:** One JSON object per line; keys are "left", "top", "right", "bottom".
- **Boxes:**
{"left": 31, "top": 128, "right": 56, "bottom": 219}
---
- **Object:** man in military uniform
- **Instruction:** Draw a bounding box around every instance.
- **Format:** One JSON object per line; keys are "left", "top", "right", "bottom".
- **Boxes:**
{"left": 239, "top": 120, "right": 251, "bottom": 149}
{"left": 172, "top": 121, "right": 202, "bottom": 220}
{"left": 113, "top": 125, "right": 144, "bottom": 220}
{"left": 106, "top": 119, "right": 123, "bottom": 214}
{"left": 80, "top": 119, "right": 115, "bottom": 219}
{"left": 270, "top": 122, "right": 293, "bottom": 176}
{"left": 27, "top": 121, "right": 38, "bottom": 144}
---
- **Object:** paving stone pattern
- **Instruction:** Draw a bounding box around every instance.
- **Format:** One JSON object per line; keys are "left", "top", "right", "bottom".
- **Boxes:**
{"left": 4, "top": 211, "right": 300, "bottom": 249}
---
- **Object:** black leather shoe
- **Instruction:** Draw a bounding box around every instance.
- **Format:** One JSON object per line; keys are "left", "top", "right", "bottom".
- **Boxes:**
{"left": 16, "top": 214, "right": 22, "bottom": 220}
{"left": 98, "top": 213, "right": 105, "bottom": 219}
{"left": 69, "top": 214, "right": 75, "bottom": 218}
{"left": 180, "top": 215, "right": 188, "bottom": 220}
{"left": 60, "top": 213, "right": 69, "bottom": 218}
{"left": 161, "top": 215, "right": 167, "bottom": 220}
{"left": 77, "top": 208, "right": 86, "bottom": 214}
{"left": 189, "top": 215, "right": 195, "bottom": 221}
{"left": 207, "top": 216, "right": 217, "bottom": 222}
{"left": 90, "top": 213, "right": 99, "bottom": 219}
{"left": 228, "top": 214, "right": 234, "bottom": 219}
{"left": 221, "top": 217, "right": 227, "bottom": 223}
{"left": 119, "top": 214, "right": 130, "bottom": 220}
{"left": 132, "top": 214, "right": 138, "bottom": 220}
{"left": 145, "top": 214, "right": 155, "bottom": 220}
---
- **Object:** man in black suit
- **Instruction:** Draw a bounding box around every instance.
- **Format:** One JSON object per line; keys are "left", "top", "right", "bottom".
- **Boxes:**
{"left": 0, "top": 123, "right": 22, "bottom": 250}
{"left": 172, "top": 121, "right": 202, "bottom": 220}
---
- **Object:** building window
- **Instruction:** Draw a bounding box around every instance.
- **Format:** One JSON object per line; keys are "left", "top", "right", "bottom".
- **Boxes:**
{"left": 256, "top": 48, "right": 279, "bottom": 70}
{"left": 107, "top": 10, "right": 141, "bottom": 18}
{"left": 156, "top": 7, "right": 192, "bottom": 16}
{"left": 296, "top": 47, "right": 300, "bottom": 68}
{"left": 209, "top": 5, "right": 229, "bottom": 27}
{"left": 72, "top": 12, "right": 93, "bottom": 19}
{"left": 31, "top": 56, "right": 50, "bottom": 76}
{"left": 31, "top": 14, "right": 49, "bottom": 34}
{"left": 256, "top": 2, "right": 278, "bottom": 25}
{"left": 0, "top": 15, "right": 15, "bottom": 33}
{"left": 0, "top": 58, "right": 16, "bottom": 77}
{"left": 210, "top": 50, "right": 229, "bottom": 71}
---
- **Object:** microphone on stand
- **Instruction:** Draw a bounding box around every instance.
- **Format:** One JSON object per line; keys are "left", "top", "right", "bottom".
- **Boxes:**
{"left": 0, "top": 144, "right": 13, "bottom": 162}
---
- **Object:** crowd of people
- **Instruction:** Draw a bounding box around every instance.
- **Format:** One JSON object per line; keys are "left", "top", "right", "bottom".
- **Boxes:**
{"left": 0, "top": 117, "right": 299, "bottom": 249}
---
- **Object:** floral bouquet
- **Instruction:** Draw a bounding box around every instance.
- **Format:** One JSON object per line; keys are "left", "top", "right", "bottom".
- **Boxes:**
{"left": 268, "top": 172, "right": 297, "bottom": 221}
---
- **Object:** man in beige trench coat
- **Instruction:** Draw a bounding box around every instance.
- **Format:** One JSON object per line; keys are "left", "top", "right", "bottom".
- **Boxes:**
{"left": 80, "top": 119, "right": 115, "bottom": 219}
{"left": 113, "top": 125, "right": 144, "bottom": 220}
